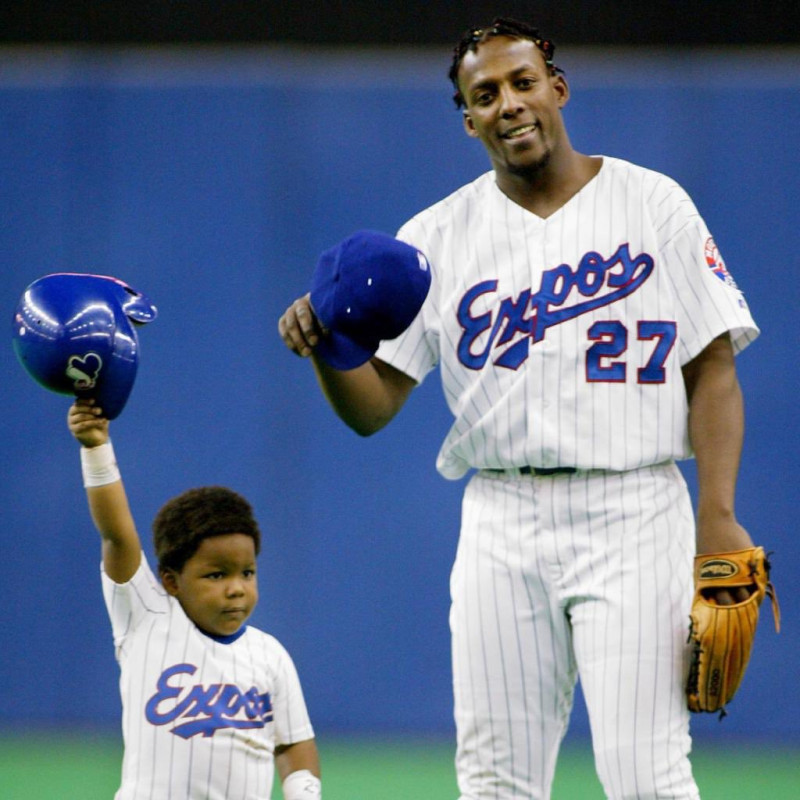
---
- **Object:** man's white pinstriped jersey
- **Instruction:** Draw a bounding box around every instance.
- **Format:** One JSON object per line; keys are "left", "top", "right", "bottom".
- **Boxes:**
{"left": 102, "top": 557, "right": 314, "bottom": 800}
{"left": 376, "top": 156, "right": 758, "bottom": 799}
{"left": 377, "top": 157, "right": 758, "bottom": 479}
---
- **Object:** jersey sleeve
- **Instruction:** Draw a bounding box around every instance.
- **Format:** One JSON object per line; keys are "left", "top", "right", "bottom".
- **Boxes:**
{"left": 656, "top": 180, "right": 759, "bottom": 363}
{"left": 270, "top": 641, "right": 315, "bottom": 747}
{"left": 101, "top": 554, "right": 169, "bottom": 654}
{"left": 374, "top": 218, "right": 441, "bottom": 383}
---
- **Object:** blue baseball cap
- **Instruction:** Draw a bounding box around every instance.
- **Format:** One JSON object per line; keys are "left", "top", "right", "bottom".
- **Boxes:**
{"left": 310, "top": 230, "right": 431, "bottom": 370}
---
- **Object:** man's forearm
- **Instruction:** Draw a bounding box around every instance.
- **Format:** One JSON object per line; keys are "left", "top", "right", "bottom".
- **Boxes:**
{"left": 311, "top": 356, "right": 415, "bottom": 436}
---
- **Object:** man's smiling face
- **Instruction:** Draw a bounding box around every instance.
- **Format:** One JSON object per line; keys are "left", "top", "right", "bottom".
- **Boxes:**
{"left": 458, "top": 36, "right": 570, "bottom": 179}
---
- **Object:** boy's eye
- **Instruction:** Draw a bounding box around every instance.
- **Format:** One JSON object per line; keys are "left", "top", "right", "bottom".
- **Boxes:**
{"left": 206, "top": 571, "right": 224, "bottom": 580}
{"left": 243, "top": 569, "right": 256, "bottom": 578}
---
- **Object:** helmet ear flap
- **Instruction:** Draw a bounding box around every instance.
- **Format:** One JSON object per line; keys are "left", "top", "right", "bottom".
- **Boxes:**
{"left": 12, "top": 273, "right": 157, "bottom": 419}
{"left": 118, "top": 280, "right": 158, "bottom": 325}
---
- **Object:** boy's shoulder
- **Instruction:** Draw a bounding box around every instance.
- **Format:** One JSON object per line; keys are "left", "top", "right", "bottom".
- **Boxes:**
{"left": 231, "top": 626, "right": 306, "bottom": 684}
{"left": 238, "top": 624, "right": 295, "bottom": 661}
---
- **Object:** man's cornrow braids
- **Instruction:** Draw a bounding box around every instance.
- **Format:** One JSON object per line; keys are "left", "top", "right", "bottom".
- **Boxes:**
{"left": 448, "top": 17, "right": 563, "bottom": 109}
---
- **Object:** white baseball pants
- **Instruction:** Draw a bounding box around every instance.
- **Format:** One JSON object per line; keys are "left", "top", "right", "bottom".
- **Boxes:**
{"left": 450, "top": 462, "right": 700, "bottom": 800}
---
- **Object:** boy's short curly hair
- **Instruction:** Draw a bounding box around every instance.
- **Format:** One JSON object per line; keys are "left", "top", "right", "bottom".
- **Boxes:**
{"left": 448, "top": 17, "right": 563, "bottom": 109}
{"left": 153, "top": 486, "right": 261, "bottom": 573}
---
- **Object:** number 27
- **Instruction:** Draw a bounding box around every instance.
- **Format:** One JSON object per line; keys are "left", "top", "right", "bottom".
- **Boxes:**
{"left": 586, "top": 320, "right": 676, "bottom": 383}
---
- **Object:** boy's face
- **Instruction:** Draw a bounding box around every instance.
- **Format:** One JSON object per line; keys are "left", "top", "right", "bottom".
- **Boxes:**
{"left": 162, "top": 533, "right": 259, "bottom": 637}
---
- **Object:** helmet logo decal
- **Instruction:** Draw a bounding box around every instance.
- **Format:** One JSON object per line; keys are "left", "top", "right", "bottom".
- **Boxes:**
{"left": 65, "top": 353, "right": 103, "bottom": 390}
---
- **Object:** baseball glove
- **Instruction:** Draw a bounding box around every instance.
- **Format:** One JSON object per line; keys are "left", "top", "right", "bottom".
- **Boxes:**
{"left": 686, "top": 546, "right": 780, "bottom": 715}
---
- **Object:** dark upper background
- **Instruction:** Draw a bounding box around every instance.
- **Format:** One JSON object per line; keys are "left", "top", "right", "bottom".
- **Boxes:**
{"left": 3, "top": 0, "right": 799, "bottom": 46}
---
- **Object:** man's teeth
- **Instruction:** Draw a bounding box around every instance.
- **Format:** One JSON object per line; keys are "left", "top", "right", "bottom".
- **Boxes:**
{"left": 504, "top": 124, "right": 536, "bottom": 139}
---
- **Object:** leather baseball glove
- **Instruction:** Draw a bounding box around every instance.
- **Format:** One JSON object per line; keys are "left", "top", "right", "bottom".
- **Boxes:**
{"left": 686, "top": 546, "right": 780, "bottom": 715}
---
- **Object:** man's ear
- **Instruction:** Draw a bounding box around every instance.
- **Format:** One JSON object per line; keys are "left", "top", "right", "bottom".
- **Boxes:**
{"left": 463, "top": 110, "right": 479, "bottom": 138}
{"left": 553, "top": 73, "right": 570, "bottom": 108}
{"left": 160, "top": 567, "right": 180, "bottom": 596}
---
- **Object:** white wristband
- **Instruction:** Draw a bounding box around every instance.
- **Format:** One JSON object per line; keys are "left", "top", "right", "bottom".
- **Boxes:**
{"left": 80, "top": 441, "right": 121, "bottom": 488}
{"left": 282, "top": 769, "right": 321, "bottom": 800}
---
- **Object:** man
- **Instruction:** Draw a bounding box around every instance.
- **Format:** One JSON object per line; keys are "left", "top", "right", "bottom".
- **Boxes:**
{"left": 279, "top": 18, "right": 758, "bottom": 799}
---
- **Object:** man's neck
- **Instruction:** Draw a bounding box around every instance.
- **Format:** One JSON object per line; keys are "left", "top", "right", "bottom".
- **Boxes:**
{"left": 496, "top": 152, "right": 603, "bottom": 219}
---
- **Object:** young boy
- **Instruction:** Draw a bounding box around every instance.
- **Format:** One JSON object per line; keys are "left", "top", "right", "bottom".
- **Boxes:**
{"left": 68, "top": 398, "right": 321, "bottom": 800}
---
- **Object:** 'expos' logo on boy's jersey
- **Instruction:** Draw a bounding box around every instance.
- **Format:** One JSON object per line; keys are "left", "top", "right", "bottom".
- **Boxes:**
{"left": 145, "top": 663, "right": 273, "bottom": 739}
{"left": 456, "top": 243, "right": 654, "bottom": 370}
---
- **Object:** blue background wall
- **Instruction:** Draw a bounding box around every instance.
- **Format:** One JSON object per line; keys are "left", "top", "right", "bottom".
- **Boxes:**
{"left": 0, "top": 46, "right": 797, "bottom": 745}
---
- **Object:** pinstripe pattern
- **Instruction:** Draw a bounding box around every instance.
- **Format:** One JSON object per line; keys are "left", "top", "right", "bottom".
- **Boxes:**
{"left": 452, "top": 465, "right": 698, "bottom": 799}
{"left": 374, "top": 157, "right": 758, "bottom": 798}
{"left": 376, "top": 157, "right": 758, "bottom": 479}
{"left": 101, "top": 557, "right": 314, "bottom": 800}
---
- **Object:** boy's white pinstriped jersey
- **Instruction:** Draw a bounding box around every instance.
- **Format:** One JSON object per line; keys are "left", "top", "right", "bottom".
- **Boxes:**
{"left": 102, "top": 557, "right": 314, "bottom": 800}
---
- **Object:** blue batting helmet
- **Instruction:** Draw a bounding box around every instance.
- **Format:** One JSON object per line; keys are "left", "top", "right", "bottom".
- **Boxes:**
{"left": 11, "top": 273, "right": 157, "bottom": 419}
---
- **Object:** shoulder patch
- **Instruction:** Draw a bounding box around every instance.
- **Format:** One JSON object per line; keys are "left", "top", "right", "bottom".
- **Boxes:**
{"left": 704, "top": 237, "right": 739, "bottom": 290}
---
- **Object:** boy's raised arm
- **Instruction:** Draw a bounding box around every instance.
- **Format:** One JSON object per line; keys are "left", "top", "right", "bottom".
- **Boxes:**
{"left": 68, "top": 399, "right": 142, "bottom": 583}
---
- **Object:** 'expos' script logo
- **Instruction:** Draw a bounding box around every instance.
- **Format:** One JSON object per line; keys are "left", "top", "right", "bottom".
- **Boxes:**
{"left": 145, "top": 663, "right": 273, "bottom": 739}
{"left": 457, "top": 243, "right": 654, "bottom": 370}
